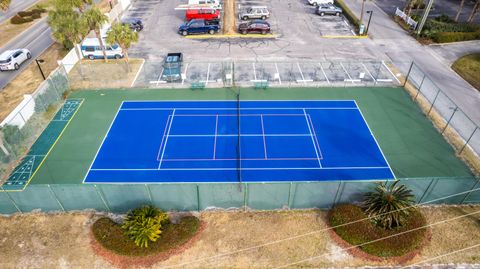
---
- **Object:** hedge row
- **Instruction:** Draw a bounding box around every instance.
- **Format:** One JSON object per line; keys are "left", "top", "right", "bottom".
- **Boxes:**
{"left": 422, "top": 19, "right": 480, "bottom": 37}
{"left": 10, "top": 6, "right": 46, "bottom": 24}
{"left": 334, "top": 0, "right": 360, "bottom": 29}
{"left": 432, "top": 31, "right": 480, "bottom": 43}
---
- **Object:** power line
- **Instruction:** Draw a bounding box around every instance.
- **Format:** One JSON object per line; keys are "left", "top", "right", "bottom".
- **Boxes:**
{"left": 161, "top": 186, "right": 480, "bottom": 268}
{"left": 400, "top": 243, "right": 480, "bottom": 269}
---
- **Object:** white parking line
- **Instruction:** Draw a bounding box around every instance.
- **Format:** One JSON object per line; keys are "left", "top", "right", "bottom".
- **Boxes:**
{"left": 318, "top": 63, "right": 330, "bottom": 84}
{"left": 253, "top": 62, "right": 257, "bottom": 81}
{"left": 275, "top": 62, "right": 282, "bottom": 85}
{"left": 182, "top": 63, "right": 189, "bottom": 85}
{"left": 340, "top": 62, "right": 354, "bottom": 84}
{"left": 361, "top": 63, "right": 376, "bottom": 83}
{"left": 131, "top": 59, "right": 145, "bottom": 87}
{"left": 206, "top": 63, "right": 210, "bottom": 86}
{"left": 382, "top": 61, "right": 401, "bottom": 84}
{"left": 296, "top": 63, "right": 307, "bottom": 84}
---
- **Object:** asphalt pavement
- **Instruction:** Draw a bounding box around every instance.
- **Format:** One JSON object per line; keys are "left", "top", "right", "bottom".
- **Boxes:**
{"left": 0, "top": 18, "right": 54, "bottom": 90}
{"left": 0, "top": 0, "right": 40, "bottom": 24}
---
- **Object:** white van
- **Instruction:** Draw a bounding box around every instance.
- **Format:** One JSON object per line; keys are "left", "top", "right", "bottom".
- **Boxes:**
{"left": 188, "top": 0, "right": 220, "bottom": 7}
{"left": 80, "top": 38, "right": 123, "bottom": 60}
{"left": 308, "top": 0, "right": 334, "bottom": 6}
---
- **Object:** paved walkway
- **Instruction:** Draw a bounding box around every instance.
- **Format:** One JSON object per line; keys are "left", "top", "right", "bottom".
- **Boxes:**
{"left": 343, "top": 0, "right": 480, "bottom": 126}
{"left": 429, "top": 40, "right": 480, "bottom": 66}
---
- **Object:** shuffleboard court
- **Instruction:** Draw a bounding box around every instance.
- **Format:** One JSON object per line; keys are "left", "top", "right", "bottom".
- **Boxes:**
{"left": 84, "top": 100, "right": 394, "bottom": 183}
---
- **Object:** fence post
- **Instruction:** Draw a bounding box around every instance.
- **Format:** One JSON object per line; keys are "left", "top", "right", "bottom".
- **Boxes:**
{"left": 460, "top": 179, "right": 480, "bottom": 204}
{"left": 414, "top": 74, "right": 426, "bottom": 101}
{"left": 332, "top": 181, "right": 344, "bottom": 207}
{"left": 1, "top": 186, "right": 22, "bottom": 213}
{"left": 459, "top": 127, "right": 478, "bottom": 154}
{"left": 48, "top": 184, "right": 65, "bottom": 211}
{"left": 404, "top": 61, "right": 414, "bottom": 87}
{"left": 441, "top": 107, "right": 458, "bottom": 134}
{"left": 196, "top": 184, "right": 200, "bottom": 211}
{"left": 418, "top": 178, "right": 437, "bottom": 203}
{"left": 244, "top": 183, "right": 248, "bottom": 211}
{"left": 427, "top": 89, "right": 441, "bottom": 115}
{"left": 94, "top": 185, "right": 111, "bottom": 212}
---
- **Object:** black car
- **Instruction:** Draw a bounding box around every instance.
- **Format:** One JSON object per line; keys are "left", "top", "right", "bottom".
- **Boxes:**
{"left": 238, "top": 20, "right": 270, "bottom": 34}
{"left": 121, "top": 18, "right": 143, "bottom": 32}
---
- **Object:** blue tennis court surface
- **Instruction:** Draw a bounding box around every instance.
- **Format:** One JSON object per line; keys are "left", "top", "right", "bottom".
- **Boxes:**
{"left": 84, "top": 100, "right": 394, "bottom": 183}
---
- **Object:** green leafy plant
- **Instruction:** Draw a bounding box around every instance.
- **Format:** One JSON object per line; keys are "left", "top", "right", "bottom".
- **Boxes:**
{"left": 363, "top": 181, "right": 415, "bottom": 229}
{"left": 121, "top": 206, "right": 169, "bottom": 248}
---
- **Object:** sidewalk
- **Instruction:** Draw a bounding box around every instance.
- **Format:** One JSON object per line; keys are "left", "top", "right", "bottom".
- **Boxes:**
{"left": 343, "top": 0, "right": 480, "bottom": 126}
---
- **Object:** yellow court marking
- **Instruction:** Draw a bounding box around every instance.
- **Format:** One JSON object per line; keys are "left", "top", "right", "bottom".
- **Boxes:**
{"left": 12, "top": 99, "right": 86, "bottom": 192}
{"left": 322, "top": 35, "right": 368, "bottom": 39}
{"left": 185, "top": 33, "right": 277, "bottom": 39}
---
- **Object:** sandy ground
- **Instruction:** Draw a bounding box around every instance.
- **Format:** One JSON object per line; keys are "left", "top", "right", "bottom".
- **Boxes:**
{"left": 0, "top": 43, "right": 67, "bottom": 123}
{"left": 0, "top": 206, "right": 479, "bottom": 269}
{"left": 222, "top": 0, "right": 236, "bottom": 35}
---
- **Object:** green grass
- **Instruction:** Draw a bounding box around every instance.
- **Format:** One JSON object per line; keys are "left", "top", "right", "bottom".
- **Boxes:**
{"left": 329, "top": 204, "right": 427, "bottom": 257}
{"left": 452, "top": 53, "right": 480, "bottom": 91}
{"left": 92, "top": 216, "right": 200, "bottom": 256}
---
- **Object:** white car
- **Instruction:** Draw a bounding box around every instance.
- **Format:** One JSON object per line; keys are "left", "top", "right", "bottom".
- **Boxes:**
{"left": 0, "top": 49, "right": 32, "bottom": 71}
{"left": 308, "top": 0, "right": 334, "bottom": 6}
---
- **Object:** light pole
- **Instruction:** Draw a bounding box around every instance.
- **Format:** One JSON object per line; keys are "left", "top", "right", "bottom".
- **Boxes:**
{"left": 365, "top": 10, "right": 373, "bottom": 35}
{"left": 35, "top": 59, "right": 46, "bottom": 80}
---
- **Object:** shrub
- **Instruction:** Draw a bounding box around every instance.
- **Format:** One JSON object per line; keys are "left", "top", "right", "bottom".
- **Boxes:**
{"left": 18, "top": 11, "right": 34, "bottom": 17}
{"left": 10, "top": 15, "right": 33, "bottom": 24}
{"left": 121, "top": 205, "right": 169, "bottom": 248}
{"left": 31, "top": 13, "right": 41, "bottom": 19}
{"left": 434, "top": 14, "right": 454, "bottom": 23}
{"left": 329, "top": 204, "right": 427, "bottom": 257}
{"left": 363, "top": 181, "right": 415, "bottom": 229}
{"left": 432, "top": 31, "right": 480, "bottom": 43}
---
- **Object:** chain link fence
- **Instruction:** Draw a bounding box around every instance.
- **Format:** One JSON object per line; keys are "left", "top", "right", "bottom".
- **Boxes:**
{"left": 0, "top": 66, "right": 70, "bottom": 182}
{"left": 404, "top": 62, "right": 480, "bottom": 175}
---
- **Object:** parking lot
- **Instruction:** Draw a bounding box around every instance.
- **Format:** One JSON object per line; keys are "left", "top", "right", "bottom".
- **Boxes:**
{"left": 133, "top": 60, "right": 400, "bottom": 88}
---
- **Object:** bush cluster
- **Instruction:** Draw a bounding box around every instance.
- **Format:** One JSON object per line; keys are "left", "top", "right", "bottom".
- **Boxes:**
{"left": 10, "top": 7, "right": 46, "bottom": 24}
{"left": 432, "top": 31, "right": 480, "bottom": 43}
{"left": 329, "top": 204, "right": 427, "bottom": 257}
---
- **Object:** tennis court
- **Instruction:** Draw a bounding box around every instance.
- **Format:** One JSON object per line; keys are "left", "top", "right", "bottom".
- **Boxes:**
{"left": 85, "top": 100, "right": 394, "bottom": 183}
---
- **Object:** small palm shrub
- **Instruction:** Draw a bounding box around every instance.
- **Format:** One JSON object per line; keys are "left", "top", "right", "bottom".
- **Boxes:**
{"left": 363, "top": 181, "right": 415, "bottom": 229}
{"left": 121, "top": 205, "right": 169, "bottom": 248}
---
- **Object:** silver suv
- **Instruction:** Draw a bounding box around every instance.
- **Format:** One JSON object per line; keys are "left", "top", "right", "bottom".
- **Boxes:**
{"left": 316, "top": 4, "right": 343, "bottom": 16}
{"left": 239, "top": 6, "right": 270, "bottom": 20}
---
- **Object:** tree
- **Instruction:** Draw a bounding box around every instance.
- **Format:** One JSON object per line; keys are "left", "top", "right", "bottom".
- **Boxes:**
{"left": 82, "top": 7, "right": 109, "bottom": 62}
{"left": 106, "top": 23, "right": 138, "bottom": 70}
{"left": 363, "top": 181, "right": 415, "bottom": 229}
{"left": 455, "top": 0, "right": 466, "bottom": 22}
{"left": 467, "top": 0, "right": 479, "bottom": 23}
{"left": 0, "top": 0, "right": 11, "bottom": 11}
{"left": 122, "top": 206, "right": 169, "bottom": 248}
{"left": 48, "top": 0, "right": 89, "bottom": 57}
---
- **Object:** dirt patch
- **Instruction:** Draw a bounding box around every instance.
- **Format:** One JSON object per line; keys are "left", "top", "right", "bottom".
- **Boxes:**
{"left": 0, "top": 43, "right": 67, "bottom": 123}
{"left": 222, "top": 0, "right": 237, "bottom": 35}
{"left": 0, "top": 207, "right": 479, "bottom": 268}
{"left": 67, "top": 58, "right": 144, "bottom": 89}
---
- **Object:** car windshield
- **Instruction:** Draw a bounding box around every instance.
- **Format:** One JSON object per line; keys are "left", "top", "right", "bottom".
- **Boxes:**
{"left": 0, "top": 58, "right": 11, "bottom": 64}
{"left": 111, "top": 44, "right": 119, "bottom": 49}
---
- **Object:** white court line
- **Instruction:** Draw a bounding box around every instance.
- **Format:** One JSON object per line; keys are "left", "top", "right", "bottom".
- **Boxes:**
{"left": 181, "top": 63, "right": 189, "bottom": 85}
{"left": 253, "top": 63, "right": 257, "bottom": 81}
{"left": 306, "top": 114, "right": 324, "bottom": 160}
{"left": 353, "top": 100, "right": 396, "bottom": 179}
{"left": 206, "top": 63, "right": 210, "bottom": 86}
{"left": 297, "top": 63, "right": 306, "bottom": 85}
{"left": 167, "top": 134, "right": 312, "bottom": 137}
{"left": 303, "top": 109, "right": 322, "bottom": 168}
{"left": 91, "top": 166, "right": 391, "bottom": 171}
{"left": 131, "top": 59, "right": 145, "bottom": 87}
{"left": 318, "top": 63, "right": 330, "bottom": 84}
{"left": 213, "top": 114, "right": 218, "bottom": 159}
{"left": 361, "top": 63, "right": 376, "bottom": 83}
{"left": 382, "top": 60, "right": 401, "bottom": 84}
{"left": 340, "top": 62, "right": 354, "bottom": 84}
{"left": 156, "top": 115, "right": 172, "bottom": 161}
{"left": 275, "top": 62, "right": 282, "bottom": 85}
{"left": 120, "top": 107, "right": 358, "bottom": 111}
{"left": 158, "top": 109, "right": 176, "bottom": 170}
{"left": 83, "top": 102, "right": 124, "bottom": 183}
{"left": 260, "top": 115, "right": 267, "bottom": 159}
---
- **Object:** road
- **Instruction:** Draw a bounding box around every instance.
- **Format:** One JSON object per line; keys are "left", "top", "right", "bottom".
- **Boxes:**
{"left": 0, "top": 0, "right": 40, "bottom": 24}
{"left": 0, "top": 18, "right": 54, "bottom": 90}
{"left": 429, "top": 40, "right": 480, "bottom": 66}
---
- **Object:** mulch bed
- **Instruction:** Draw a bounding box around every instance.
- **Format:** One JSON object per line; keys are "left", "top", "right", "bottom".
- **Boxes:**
{"left": 90, "top": 220, "right": 206, "bottom": 269}
{"left": 327, "top": 219, "right": 432, "bottom": 264}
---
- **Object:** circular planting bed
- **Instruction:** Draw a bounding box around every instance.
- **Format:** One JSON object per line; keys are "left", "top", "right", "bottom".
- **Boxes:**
{"left": 328, "top": 204, "right": 430, "bottom": 264}
{"left": 91, "top": 215, "right": 204, "bottom": 268}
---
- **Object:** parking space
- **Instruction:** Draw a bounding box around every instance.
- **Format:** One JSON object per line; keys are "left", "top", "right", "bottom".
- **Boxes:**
{"left": 133, "top": 60, "right": 400, "bottom": 88}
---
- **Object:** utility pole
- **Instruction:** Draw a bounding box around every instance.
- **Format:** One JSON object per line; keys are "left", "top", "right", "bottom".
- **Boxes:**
{"left": 416, "top": 0, "right": 434, "bottom": 35}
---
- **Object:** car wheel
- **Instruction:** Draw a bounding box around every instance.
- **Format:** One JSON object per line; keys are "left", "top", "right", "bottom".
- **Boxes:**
{"left": 208, "top": 29, "right": 215, "bottom": 35}
{"left": 335, "top": 12, "right": 340, "bottom": 16}
{"left": 88, "top": 55, "right": 95, "bottom": 60}
{"left": 261, "top": 15, "right": 266, "bottom": 20}
{"left": 242, "top": 30, "right": 247, "bottom": 34}
{"left": 261, "top": 30, "right": 267, "bottom": 35}
{"left": 115, "top": 54, "right": 121, "bottom": 59}
{"left": 320, "top": 12, "right": 325, "bottom": 16}
{"left": 313, "top": 2, "right": 318, "bottom": 6}
{"left": 14, "top": 63, "right": 19, "bottom": 70}
{"left": 182, "top": 30, "right": 188, "bottom": 36}
{"left": 26, "top": 52, "right": 31, "bottom": 59}
{"left": 242, "top": 16, "right": 248, "bottom": 20}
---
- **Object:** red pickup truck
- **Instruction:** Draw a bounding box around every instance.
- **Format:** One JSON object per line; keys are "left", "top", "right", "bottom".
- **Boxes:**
{"left": 185, "top": 9, "right": 220, "bottom": 21}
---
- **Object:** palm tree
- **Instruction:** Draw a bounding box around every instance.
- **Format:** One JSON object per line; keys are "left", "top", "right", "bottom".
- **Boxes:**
{"left": 82, "top": 7, "right": 109, "bottom": 62}
{"left": 455, "top": 0, "right": 466, "bottom": 22}
{"left": 363, "top": 181, "right": 415, "bottom": 229}
{"left": 0, "top": 0, "right": 11, "bottom": 11}
{"left": 106, "top": 22, "right": 138, "bottom": 70}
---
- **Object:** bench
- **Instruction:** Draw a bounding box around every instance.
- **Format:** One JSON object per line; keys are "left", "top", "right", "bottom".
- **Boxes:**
{"left": 190, "top": 82, "right": 206, "bottom": 90}
{"left": 254, "top": 80, "right": 269, "bottom": 89}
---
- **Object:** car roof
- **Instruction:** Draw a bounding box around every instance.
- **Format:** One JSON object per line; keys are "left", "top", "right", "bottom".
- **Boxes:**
{"left": 251, "top": 19, "right": 269, "bottom": 24}
{"left": 0, "top": 50, "right": 17, "bottom": 60}
{"left": 247, "top": 6, "right": 268, "bottom": 9}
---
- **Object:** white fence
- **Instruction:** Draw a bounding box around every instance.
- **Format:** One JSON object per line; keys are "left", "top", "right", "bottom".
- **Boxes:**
{"left": 395, "top": 7, "right": 418, "bottom": 30}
